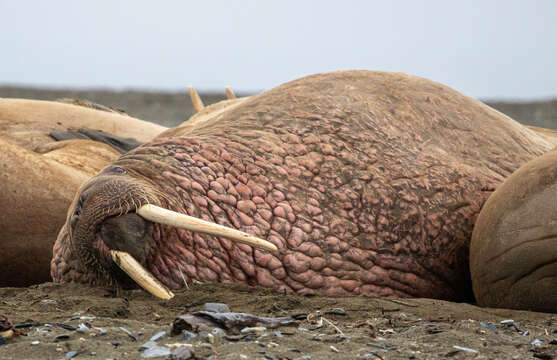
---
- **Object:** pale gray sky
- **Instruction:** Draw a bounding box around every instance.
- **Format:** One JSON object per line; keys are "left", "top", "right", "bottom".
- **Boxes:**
{"left": 1, "top": 1, "right": 556, "bottom": 99}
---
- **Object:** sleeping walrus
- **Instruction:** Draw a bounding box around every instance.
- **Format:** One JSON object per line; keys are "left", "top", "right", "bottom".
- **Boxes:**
{"left": 51, "top": 71, "right": 557, "bottom": 311}
{"left": 0, "top": 98, "right": 167, "bottom": 286}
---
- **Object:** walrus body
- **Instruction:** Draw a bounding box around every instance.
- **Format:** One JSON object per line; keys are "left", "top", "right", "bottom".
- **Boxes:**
{"left": 471, "top": 148, "right": 557, "bottom": 312}
{"left": 52, "top": 71, "right": 556, "bottom": 304}
{"left": 0, "top": 99, "right": 166, "bottom": 286}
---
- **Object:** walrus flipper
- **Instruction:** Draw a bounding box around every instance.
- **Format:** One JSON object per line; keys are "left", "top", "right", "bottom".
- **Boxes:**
{"left": 50, "top": 128, "right": 141, "bottom": 154}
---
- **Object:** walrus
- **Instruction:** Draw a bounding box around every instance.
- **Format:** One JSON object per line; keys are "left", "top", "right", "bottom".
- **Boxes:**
{"left": 470, "top": 148, "right": 557, "bottom": 312}
{"left": 0, "top": 98, "right": 167, "bottom": 286}
{"left": 51, "top": 71, "right": 557, "bottom": 308}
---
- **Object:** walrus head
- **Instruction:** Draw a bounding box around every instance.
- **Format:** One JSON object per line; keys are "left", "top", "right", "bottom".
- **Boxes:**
{"left": 51, "top": 161, "right": 277, "bottom": 300}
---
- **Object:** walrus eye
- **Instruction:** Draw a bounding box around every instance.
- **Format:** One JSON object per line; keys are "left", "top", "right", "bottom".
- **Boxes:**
{"left": 74, "top": 196, "right": 83, "bottom": 216}
{"left": 104, "top": 165, "right": 126, "bottom": 174}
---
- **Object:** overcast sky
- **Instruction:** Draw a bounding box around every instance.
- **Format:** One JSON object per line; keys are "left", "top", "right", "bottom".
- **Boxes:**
{"left": 1, "top": 1, "right": 556, "bottom": 99}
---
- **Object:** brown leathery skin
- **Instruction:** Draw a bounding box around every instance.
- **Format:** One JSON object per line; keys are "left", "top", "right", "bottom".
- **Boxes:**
{"left": 0, "top": 98, "right": 167, "bottom": 287}
{"left": 0, "top": 138, "right": 120, "bottom": 286}
{"left": 471, "top": 149, "right": 557, "bottom": 312}
{"left": 52, "top": 70, "right": 557, "bottom": 301}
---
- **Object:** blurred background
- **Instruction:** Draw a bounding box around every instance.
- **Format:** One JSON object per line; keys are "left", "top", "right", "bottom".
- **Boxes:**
{"left": 1, "top": 0, "right": 556, "bottom": 127}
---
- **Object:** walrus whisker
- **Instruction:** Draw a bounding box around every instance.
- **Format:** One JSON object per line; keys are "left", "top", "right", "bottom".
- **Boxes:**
{"left": 136, "top": 204, "right": 278, "bottom": 253}
{"left": 189, "top": 87, "right": 205, "bottom": 113}
{"left": 110, "top": 250, "right": 174, "bottom": 300}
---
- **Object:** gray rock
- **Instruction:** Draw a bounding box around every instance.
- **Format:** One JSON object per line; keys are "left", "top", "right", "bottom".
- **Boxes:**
{"left": 204, "top": 303, "right": 230, "bottom": 313}
{"left": 149, "top": 331, "right": 166, "bottom": 342}
{"left": 141, "top": 345, "right": 171, "bottom": 358}
{"left": 139, "top": 340, "right": 157, "bottom": 352}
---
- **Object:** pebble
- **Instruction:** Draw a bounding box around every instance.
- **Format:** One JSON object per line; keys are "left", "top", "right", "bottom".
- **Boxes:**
{"left": 204, "top": 302, "right": 230, "bottom": 313}
{"left": 56, "top": 323, "right": 77, "bottom": 331}
{"left": 240, "top": 327, "right": 266, "bottom": 335}
{"left": 531, "top": 339, "right": 543, "bottom": 346}
{"left": 76, "top": 324, "right": 89, "bottom": 333}
{"left": 453, "top": 345, "right": 478, "bottom": 354}
{"left": 211, "top": 328, "right": 226, "bottom": 338}
{"left": 120, "top": 327, "right": 137, "bottom": 341}
{"left": 65, "top": 351, "right": 78, "bottom": 359}
{"left": 149, "top": 331, "right": 166, "bottom": 342}
{"left": 168, "top": 345, "right": 195, "bottom": 360}
{"left": 182, "top": 330, "right": 196, "bottom": 340}
{"left": 55, "top": 334, "right": 70, "bottom": 341}
{"left": 274, "top": 331, "right": 284, "bottom": 338}
{"left": 31, "top": 340, "right": 40, "bottom": 345}
{"left": 36, "top": 328, "right": 50, "bottom": 335}
{"left": 139, "top": 340, "right": 158, "bottom": 352}
{"left": 141, "top": 345, "right": 171, "bottom": 358}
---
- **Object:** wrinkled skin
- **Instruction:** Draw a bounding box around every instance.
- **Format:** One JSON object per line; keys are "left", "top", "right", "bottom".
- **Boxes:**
{"left": 52, "top": 71, "right": 556, "bottom": 301}
{"left": 471, "top": 149, "right": 557, "bottom": 312}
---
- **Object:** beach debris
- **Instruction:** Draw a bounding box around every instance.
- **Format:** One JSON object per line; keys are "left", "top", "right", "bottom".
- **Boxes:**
{"left": 171, "top": 311, "right": 297, "bottom": 335}
{"left": 31, "top": 340, "right": 40, "bottom": 345}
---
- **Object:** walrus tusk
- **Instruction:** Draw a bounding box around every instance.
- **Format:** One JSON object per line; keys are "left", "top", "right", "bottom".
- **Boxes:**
{"left": 189, "top": 87, "right": 205, "bottom": 113}
{"left": 110, "top": 250, "right": 175, "bottom": 300}
{"left": 225, "top": 86, "right": 236, "bottom": 100}
{"left": 136, "top": 204, "right": 278, "bottom": 253}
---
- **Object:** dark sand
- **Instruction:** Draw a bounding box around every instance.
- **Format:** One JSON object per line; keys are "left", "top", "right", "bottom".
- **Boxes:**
{"left": 1, "top": 282, "right": 556, "bottom": 359}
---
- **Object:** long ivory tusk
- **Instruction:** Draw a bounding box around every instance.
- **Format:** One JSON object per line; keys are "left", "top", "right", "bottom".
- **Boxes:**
{"left": 137, "top": 204, "right": 278, "bottom": 253}
{"left": 189, "top": 87, "right": 205, "bottom": 113}
{"left": 110, "top": 250, "right": 175, "bottom": 300}
{"left": 225, "top": 86, "right": 236, "bottom": 100}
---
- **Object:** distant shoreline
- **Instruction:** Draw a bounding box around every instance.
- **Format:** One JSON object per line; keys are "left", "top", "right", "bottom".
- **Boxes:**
{"left": 2, "top": 86, "right": 556, "bottom": 129}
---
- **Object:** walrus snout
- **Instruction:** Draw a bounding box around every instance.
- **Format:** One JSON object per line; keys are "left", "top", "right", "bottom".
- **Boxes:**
{"left": 98, "top": 213, "right": 155, "bottom": 266}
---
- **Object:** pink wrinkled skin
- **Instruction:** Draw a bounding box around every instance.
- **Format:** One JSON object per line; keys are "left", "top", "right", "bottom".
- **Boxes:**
{"left": 51, "top": 71, "right": 553, "bottom": 300}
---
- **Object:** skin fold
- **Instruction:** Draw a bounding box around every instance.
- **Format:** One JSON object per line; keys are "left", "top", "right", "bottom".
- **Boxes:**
{"left": 51, "top": 71, "right": 557, "bottom": 302}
